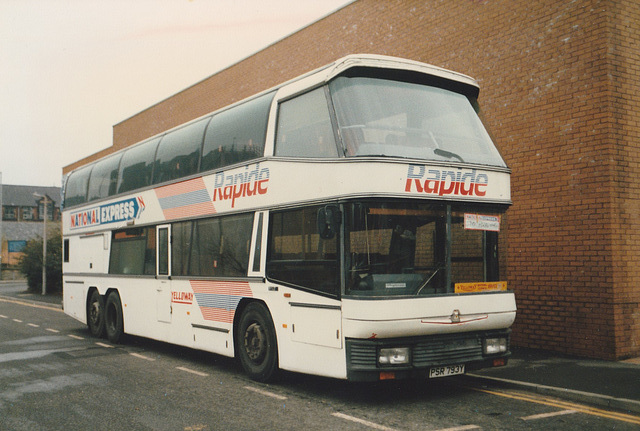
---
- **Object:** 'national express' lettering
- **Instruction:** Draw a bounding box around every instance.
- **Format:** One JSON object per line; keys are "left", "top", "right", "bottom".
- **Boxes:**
{"left": 404, "top": 165, "right": 488, "bottom": 197}
{"left": 69, "top": 196, "right": 145, "bottom": 229}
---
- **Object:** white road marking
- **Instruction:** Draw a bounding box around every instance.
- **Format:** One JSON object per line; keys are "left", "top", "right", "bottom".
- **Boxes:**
{"left": 46, "top": 328, "right": 60, "bottom": 333}
{"left": 68, "top": 334, "right": 84, "bottom": 340}
{"left": 331, "top": 412, "right": 399, "bottom": 431}
{"left": 95, "top": 342, "right": 114, "bottom": 348}
{"left": 12, "top": 319, "right": 23, "bottom": 323}
{"left": 27, "top": 323, "right": 40, "bottom": 328}
{"left": 129, "top": 352, "right": 155, "bottom": 361}
{"left": 0, "top": 314, "right": 7, "bottom": 318}
{"left": 244, "top": 386, "right": 287, "bottom": 400}
{"left": 432, "top": 426, "right": 481, "bottom": 431}
{"left": 176, "top": 366, "right": 209, "bottom": 377}
{"left": 521, "top": 409, "right": 577, "bottom": 421}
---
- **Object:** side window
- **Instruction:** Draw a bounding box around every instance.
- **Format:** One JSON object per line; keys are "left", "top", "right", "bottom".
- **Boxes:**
{"left": 267, "top": 206, "right": 339, "bottom": 297}
{"left": 87, "top": 153, "right": 122, "bottom": 202}
{"left": 63, "top": 239, "right": 70, "bottom": 263}
{"left": 152, "top": 118, "right": 209, "bottom": 185}
{"left": 157, "top": 226, "right": 170, "bottom": 276}
{"left": 172, "top": 214, "right": 254, "bottom": 277}
{"left": 275, "top": 87, "right": 338, "bottom": 158}
{"left": 109, "top": 227, "right": 156, "bottom": 275}
{"left": 117, "top": 137, "right": 160, "bottom": 194}
{"left": 171, "top": 220, "right": 192, "bottom": 277}
{"left": 64, "top": 165, "right": 92, "bottom": 207}
{"left": 200, "top": 92, "right": 274, "bottom": 172}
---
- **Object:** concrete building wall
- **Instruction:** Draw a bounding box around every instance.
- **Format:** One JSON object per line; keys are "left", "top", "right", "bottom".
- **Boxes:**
{"left": 63, "top": 0, "right": 640, "bottom": 359}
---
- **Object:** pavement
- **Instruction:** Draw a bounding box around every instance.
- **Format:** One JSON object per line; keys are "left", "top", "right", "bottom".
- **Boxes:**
{"left": 469, "top": 347, "right": 640, "bottom": 415}
{"left": 1, "top": 280, "right": 639, "bottom": 415}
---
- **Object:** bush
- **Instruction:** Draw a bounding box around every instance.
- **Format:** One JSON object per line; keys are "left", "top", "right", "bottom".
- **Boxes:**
{"left": 18, "top": 227, "right": 62, "bottom": 294}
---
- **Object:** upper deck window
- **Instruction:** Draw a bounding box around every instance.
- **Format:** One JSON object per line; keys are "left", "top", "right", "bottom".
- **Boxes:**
{"left": 329, "top": 76, "right": 506, "bottom": 168}
{"left": 200, "top": 92, "right": 274, "bottom": 173}
{"left": 275, "top": 88, "right": 338, "bottom": 158}
{"left": 153, "top": 117, "right": 209, "bottom": 185}
{"left": 117, "top": 137, "right": 160, "bottom": 194}
{"left": 64, "top": 165, "right": 92, "bottom": 207}
{"left": 87, "top": 153, "right": 122, "bottom": 202}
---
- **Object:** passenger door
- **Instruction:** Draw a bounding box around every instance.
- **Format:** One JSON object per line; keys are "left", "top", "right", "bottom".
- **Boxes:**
{"left": 156, "top": 224, "right": 172, "bottom": 323}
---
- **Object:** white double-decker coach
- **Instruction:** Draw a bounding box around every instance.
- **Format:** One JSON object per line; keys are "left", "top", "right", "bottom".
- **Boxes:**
{"left": 62, "top": 54, "right": 515, "bottom": 381}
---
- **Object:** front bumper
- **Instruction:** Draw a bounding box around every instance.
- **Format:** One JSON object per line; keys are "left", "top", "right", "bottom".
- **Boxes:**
{"left": 346, "top": 329, "right": 510, "bottom": 381}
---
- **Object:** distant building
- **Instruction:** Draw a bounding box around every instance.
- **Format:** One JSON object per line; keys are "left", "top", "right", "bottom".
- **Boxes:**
{"left": 0, "top": 184, "right": 61, "bottom": 276}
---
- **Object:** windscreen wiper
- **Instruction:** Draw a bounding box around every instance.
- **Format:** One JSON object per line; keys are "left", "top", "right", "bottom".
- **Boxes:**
{"left": 428, "top": 131, "right": 465, "bottom": 163}
{"left": 415, "top": 265, "right": 443, "bottom": 295}
{"left": 433, "top": 148, "right": 465, "bottom": 163}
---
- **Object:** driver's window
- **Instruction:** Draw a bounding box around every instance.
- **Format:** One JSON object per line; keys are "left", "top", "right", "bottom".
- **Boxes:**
{"left": 266, "top": 206, "right": 339, "bottom": 297}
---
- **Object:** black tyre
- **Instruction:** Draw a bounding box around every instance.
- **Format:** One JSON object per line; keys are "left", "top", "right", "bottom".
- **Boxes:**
{"left": 104, "top": 291, "right": 124, "bottom": 344}
{"left": 237, "top": 302, "right": 279, "bottom": 382}
{"left": 87, "top": 289, "right": 105, "bottom": 338}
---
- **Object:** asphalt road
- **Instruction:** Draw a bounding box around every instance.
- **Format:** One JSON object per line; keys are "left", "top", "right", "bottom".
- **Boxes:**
{"left": 1, "top": 293, "right": 639, "bottom": 430}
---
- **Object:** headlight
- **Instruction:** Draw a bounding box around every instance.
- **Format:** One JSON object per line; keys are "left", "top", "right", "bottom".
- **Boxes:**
{"left": 378, "top": 347, "right": 410, "bottom": 365}
{"left": 484, "top": 337, "right": 508, "bottom": 355}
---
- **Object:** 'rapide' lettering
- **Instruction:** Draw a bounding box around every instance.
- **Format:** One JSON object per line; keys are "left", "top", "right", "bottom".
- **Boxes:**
{"left": 404, "top": 165, "right": 488, "bottom": 197}
{"left": 213, "top": 163, "right": 269, "bottom": 208}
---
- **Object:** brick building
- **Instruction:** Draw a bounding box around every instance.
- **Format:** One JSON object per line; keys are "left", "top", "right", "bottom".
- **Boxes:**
{"left": 64, "top": 0, "right": 640, "bottom": 360}
{"left": 0, "top": 184, "right": 61, "bottom": 277}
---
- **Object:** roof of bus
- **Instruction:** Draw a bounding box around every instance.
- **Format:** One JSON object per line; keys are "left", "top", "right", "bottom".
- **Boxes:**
{"left": 65, "top": 54, "right": 481, "bottom": 180}
{"left": 326, "top": 54, "right": 478, "bottom": 88}
{"left": 272, "top": 54, "right": 479, "bottom": 101}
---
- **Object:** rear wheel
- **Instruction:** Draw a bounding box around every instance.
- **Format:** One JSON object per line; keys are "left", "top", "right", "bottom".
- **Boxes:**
{"left": 237, "top": 302, "right": 278, "bottom": 382}
{"left": 87, "top": 289, "right": 105, "bottom": 338}
{"left": 105, "top": 291, "right": 124, "bottom": 343}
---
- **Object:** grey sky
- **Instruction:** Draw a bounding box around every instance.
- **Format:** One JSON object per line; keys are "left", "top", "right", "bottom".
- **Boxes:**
{"left": 0, "top": 0, "right": 349, "bottom": 187}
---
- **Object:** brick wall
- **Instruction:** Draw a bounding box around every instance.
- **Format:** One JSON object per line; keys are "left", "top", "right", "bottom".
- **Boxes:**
{"left": 609, "top": 0, "right": 640, "bottom": 358}
{"left": 64, "top": 0, "right": 640, "bottom": 359}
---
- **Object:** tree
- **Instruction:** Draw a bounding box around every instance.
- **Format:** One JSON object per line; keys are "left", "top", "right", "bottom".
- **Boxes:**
{"left": 18, "top": 227, "right": 62, "bottom": 294}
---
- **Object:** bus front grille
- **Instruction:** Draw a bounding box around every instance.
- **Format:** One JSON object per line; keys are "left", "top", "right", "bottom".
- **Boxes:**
{"left": 346, "top": 332, "right": 487, "bottom": 370}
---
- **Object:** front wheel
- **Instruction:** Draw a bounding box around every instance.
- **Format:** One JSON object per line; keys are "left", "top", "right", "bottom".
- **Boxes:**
{"left": 87, "top": 289, "right": 105, "bottom": 338}
{"left": 105, "top": 291, "right": 124, "bottom": 344}
{"left": 236, "top": 302, "right": 279, "bottom": 382}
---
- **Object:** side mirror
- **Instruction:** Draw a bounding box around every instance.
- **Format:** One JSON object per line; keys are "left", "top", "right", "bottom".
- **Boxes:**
{"left": 317, "top": 205, "right": 341, "bottom": 239}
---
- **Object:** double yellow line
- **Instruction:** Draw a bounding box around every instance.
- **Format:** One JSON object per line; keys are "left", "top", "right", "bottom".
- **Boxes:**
{"left": 470, "top": 386, "right": 640, "bottom": 425}
{"left": 0, "top": 296, "right": 63, "bottom": 312}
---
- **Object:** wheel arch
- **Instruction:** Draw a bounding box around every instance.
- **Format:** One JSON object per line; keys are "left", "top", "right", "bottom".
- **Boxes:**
{"left": 85, "top": 286, "right": 100, "bottom": 316}
{"left": 232, "top": 298, "right": 276, "bottom": 357}
{"left": 233, "top": 298, "right": 260, "bottom": 356}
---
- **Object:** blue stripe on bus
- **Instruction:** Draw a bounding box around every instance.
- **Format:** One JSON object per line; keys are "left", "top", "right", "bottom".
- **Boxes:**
{"left": 194, "top": 293, "right": 242, "bottom": 310}
{"left": 158, "top": 189, "right": 210, "bottom": 210}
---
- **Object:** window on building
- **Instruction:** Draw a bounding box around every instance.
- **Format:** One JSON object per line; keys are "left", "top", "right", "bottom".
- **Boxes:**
{"left": 3, "top": 206, "right": 17, "bottom": 220}
{"left": 38, "top": 201, "right": 54, "bottom": 221}
{"left": 267, "top": 205, "right": 339, "bottom": 297}
{"left": 21, "top": 206, "right": 34, "bottom": 220}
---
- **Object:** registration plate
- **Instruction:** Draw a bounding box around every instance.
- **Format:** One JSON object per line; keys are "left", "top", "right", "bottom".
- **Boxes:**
{"left": 429, "top": 364, "right": 465, "bottom": 378}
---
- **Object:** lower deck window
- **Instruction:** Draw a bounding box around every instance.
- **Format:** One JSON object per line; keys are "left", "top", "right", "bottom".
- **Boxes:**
{"left": 267, "top": 206, "right": 339, "bottom": 296}
{"left": 172, "top": 213, "right": 253, "bottom": 277}
{"left": 109, "top": 227, "right": 156, "bottom": 275}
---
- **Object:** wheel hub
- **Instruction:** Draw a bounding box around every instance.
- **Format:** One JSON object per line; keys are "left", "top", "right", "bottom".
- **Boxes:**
{"left": 244, "top": 322, "right": 266, "bottom": 362}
